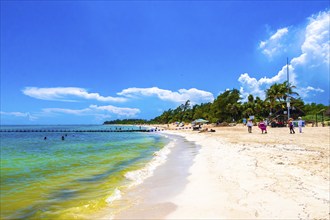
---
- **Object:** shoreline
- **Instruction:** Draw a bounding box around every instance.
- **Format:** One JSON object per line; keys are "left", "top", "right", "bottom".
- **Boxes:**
{"left": 112, "top": 125, "right": 329, "bottom": 219}
{"left": 3, "top": 125, "right": 328, "bottom": 219}
{"left": 116, "top": 133, "right": 199, "bottom": 219}
{"left": 94, "top": 133, "right": 199, "bottom": 219}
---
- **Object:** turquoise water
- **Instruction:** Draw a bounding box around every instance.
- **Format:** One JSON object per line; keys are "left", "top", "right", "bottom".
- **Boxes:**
{"left": 0, "top": 125, "right": 168, "bottom": 219}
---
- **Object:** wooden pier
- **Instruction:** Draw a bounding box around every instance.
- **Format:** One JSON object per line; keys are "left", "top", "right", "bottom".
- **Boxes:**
{"left": 0, "top": 129, "right": 164, "bottom": 133}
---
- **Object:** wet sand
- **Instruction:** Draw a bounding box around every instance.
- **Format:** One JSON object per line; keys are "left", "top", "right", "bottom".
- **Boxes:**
{"left": 102, "top": 134, "right": 200, "bottom": 219}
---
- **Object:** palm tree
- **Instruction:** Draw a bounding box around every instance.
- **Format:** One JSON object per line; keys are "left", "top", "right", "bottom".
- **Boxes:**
{"left": 180, "top": 100, "right": 191, "bottom": 122}
{"left": 266, "top": 81, "right": 299, "bottom": 115}
{"left": 226, "top": 103, "right": 241, "bottom": 121}
{"left": 282, "top": 81, "right": 299, "bottom": 102}
{"left": 243, "top": 107, "right": 254, "bottom": 118}
{"left": 248, "top": 94, "right": 254, "bottom": 103}
{"left": 266, "top": 83, "right": 282, "bottom": 114}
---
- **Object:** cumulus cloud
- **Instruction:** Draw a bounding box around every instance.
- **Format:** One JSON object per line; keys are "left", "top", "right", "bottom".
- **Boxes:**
{"left": 22, "top": 87, "right": 127, "bottom": 103}
{"left": 42, "top": 105, "right": 140, "bottom": 117}
{"left": 117, "top": 87, "right": 214, "bottom": 104}
{"left": 239, "top": 87, "right": 251, "bottom": 102}
{"left": 238, "top": 64, "right": 297, "bottom": 100}
{"left": 239, "top": 10, "right": 329, "bottom": 101}
{"left": 238, "top": 73, "right": 266, "bottom": 99}
{"left": 0, "top": 111, "right": 38, "bottom": 121}
{"left": 259, "top": 27, "right": 289, "bottom": 59}
{"left": 291, "top": 10, "right": 330, "bottom": 68}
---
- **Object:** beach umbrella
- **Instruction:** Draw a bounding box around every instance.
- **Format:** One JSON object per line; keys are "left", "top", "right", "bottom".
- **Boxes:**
{"left": 193, "top": 119, "right": 209, "bottom": 124}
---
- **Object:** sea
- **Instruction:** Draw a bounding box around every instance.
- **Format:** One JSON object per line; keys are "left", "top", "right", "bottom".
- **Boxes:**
{"left": 0, "top": 124, "right": 172, "bottom": 219}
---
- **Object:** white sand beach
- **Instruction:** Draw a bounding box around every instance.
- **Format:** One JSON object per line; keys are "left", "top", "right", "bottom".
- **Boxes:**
{"left": 165, "top": 125, "right": 329, "bottom": 219}
{"left": 114, "top": 125, "right": 329, "bottom": 219}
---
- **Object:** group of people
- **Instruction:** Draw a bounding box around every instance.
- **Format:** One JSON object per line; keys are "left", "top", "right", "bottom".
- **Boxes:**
{"left": 288, "top": 117, "right": 304, "bottom": 134}
{"left": 44, "top": 134, "right": 68, "bottom": 140}
{"left": 245, "top": 117, "right": 304, "bottom": 134}
{"left": 246, "top": 119, "right": 268, "bottom": 134}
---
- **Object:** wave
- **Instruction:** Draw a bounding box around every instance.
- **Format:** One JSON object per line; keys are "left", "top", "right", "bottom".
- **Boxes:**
{"left": 106, "top": 188, "right": 122, "bottom": 204}
{"left": 124, "top": 136, "right": 175, "bottom": 187}
{"left": 102, "top": 134, "right": 175, "bottom": 215}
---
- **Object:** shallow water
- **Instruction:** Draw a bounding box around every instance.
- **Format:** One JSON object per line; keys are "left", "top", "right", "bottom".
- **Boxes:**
{"left": 0, "top": 125, "right": 168, "bottom": 219}
{"left": 102, "top": 134, "right": 200, "bottom": 219}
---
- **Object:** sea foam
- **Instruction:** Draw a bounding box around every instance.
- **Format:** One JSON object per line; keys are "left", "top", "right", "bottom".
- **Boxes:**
{"left": 124, "top": 137, "right": 175, "bottom": 187}
{"left": 106, "top": 188, "right": 122, "bottom": 204}
{"left": 105, "top": 134, "right": 175, "bottom": 207}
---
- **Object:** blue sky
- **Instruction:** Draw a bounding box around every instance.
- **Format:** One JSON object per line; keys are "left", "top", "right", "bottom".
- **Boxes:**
{"left": 1, "top": 1, "right": 329, "bottom": 124}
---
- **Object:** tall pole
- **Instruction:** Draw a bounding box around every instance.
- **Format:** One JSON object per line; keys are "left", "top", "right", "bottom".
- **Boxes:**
{"left": 287, "top": 58, "right": 290, "bottom": 120}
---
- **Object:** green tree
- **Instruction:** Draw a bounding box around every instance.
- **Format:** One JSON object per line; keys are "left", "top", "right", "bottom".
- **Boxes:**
{"left": 211, "top": 89, "right": 241, "bottom": 122}
{"left": 180, "top": 100, "right": 191, "bottom": 122}
{"left": 248, "top": 94, "right": 254, "bottom": 103}
{"left": 146, "top": 82, "right": 330, "bottom": 126}
{"left": 265, "top": 81, "right": 298, "bottom": 115}
{"left": 242, "top": 107, "right": 254, "bottom": 118}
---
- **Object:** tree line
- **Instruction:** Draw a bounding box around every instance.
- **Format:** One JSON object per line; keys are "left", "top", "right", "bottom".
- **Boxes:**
{"left": 104, "top": 82, "right": 329, "bottom": 125}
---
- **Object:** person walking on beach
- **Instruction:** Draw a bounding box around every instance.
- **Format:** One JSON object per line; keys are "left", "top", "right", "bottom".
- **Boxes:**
{"left": 258, "top": 120, "right": 267, "bottom": 134}
{"left": 247, "top": 119, "right": 253, "bottom": 133}
{"left": 288, "top": 118, "right": 295, "bottom": 134}
{"left": 298, "top": 117, "right": 303, "bottom": 133}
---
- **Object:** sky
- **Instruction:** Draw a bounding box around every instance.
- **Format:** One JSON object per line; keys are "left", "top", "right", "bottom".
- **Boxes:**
{"left": 1, "top": 1, "right": 329, "bottom": 124}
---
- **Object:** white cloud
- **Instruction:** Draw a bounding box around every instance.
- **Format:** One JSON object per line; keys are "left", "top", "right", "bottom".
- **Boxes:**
{"left": 306, "top": 86, "right": 324, "bottom": 93}
{"left": 22, "top": 87, "right": 127, "bottom": 103}
{"left": 42, "top": 108, "right": 91, "bottom": 115}
{"left": 89, "top": 105, "right": 140, "bottom": 116}
{"left": 22, "top": 86, "right": 215, "bottom": 105}
{"left": 117, "top": 87, "right": 214, "bottom": 104}
{"left": 270, "top": 28, "right": 289, "bottom": 40}
{"left": 239, "top": 87, "right": 250, "bottom": 102}
{"left": 297, "top": 86, "right": 325, "bottom": 99}
{"left": 291, "top": 10, "right": 330, "bottom": 68}
{"left": 259, "top": 41, "right": 266, "bottom": 48}
{"left": 259, "top": 27, "right": 289, "bottom": 58}
{"left": 0, "top": 111, "right": 37, "bottom": 121}
{"left": 238, "top": 73, "right": 264, "bottom": 98}
{"left": 237, "top": 67, "right": 294, "bottom": 100}
{"left": 42, "top": 105, "right": 140, "bottom": 118}
{"left": 17, "top": 86, "right": 214, "bottom": 122}
{"left": 239, "top": 10, "right": 329, "bottom": 101}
